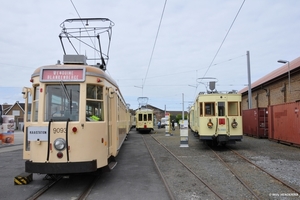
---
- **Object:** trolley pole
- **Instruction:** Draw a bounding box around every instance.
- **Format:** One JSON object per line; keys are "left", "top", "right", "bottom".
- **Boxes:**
{"left": 182, "top": 93, "right": 184, "bottom": 121}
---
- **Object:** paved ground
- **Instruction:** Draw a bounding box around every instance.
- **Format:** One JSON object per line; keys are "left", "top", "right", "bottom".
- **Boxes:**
{"left": 0, "top": 128, "right": 172, "bottom": 200}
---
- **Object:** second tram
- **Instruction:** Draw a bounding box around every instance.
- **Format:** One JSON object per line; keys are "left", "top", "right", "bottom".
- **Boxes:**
{"left": 190, "top": 92, "right": 243, "bottom": 146}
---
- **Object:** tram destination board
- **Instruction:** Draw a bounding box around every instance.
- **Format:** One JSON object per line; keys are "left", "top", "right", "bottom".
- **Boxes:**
{"left": 40, "top": 68, "right": 86, "bottom": 82}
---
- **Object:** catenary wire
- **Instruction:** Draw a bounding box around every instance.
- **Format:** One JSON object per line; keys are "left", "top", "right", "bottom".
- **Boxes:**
{"left": 200, "top": 0, "right": 246, "bottom": 79}
{"left": 194, "top": 0, "right": 246, "bottom": 97}
{"left": 142, "top": 0, "right": 168, "bottom": 92}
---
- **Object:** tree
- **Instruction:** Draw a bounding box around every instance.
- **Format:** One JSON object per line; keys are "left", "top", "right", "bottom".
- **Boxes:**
{"left": 175, "top": 114, "right": 187, "bottom": 124}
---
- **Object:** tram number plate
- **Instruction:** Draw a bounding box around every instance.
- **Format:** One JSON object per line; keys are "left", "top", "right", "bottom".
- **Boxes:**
{"left": 28, "top": 126, "right": 48, "bottom": 141}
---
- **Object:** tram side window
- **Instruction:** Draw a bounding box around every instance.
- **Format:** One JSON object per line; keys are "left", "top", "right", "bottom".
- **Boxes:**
{"left": 228, "top": 102, "right": 238, "bottom": 116}
{"left": 199, "top": 102, "right": 203, "bottom": 116}
{"left": 26, "top": 91, "right": 32, "bottom": 122}
{"left": 204, "top": 102, "right": 215, "bottom": 116}
{"left": 32, "top": 85, "right": 40, "bottom": 122}
{"left": 218, "top": 102, "right": 225, "bottom": 116}
{"left": 86, "top": 85, "right": 104, "bottom": 121}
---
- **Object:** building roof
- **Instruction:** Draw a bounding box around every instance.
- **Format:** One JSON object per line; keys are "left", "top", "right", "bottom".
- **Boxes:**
{"left": 239, "top": 56, "right": 300, "bottom": 94}
{"left": 3, "top": 101, "right": 25, "bottom": 115}
{"left": 2, "top": 104, "right": 11, "bottom": 113}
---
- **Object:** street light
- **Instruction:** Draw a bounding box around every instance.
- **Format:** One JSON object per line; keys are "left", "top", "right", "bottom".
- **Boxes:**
{"left": 277, "top": 60, "right": 290, "bottom": 93}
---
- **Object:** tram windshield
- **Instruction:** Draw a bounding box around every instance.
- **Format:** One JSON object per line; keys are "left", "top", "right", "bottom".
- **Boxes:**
{"left": 45, "top": 84, "right": 80, "bottom": 121}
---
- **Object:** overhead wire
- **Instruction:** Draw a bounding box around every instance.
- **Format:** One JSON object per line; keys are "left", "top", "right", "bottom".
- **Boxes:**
{"left": 142, "top": 0, "right": 168, "bottom": 91}
{"left": 117, "top": 54, "right": 245, "bottom": 82}
{"left": 200, "top": 0, "right": 246, "bottom": 81}
{"left": 69, "top": 0, "right": 95, "bottom": 48}
{"left": 194, "top": 0, "right": 246, "bottom": 98}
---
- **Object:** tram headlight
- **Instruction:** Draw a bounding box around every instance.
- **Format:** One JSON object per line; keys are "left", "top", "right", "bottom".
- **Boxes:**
{"left": 231, "top": 119, "right": 238, "bottom": 128}
{"left": 207, "top": 119, "right": 213, "bottom": 129}
{"left": 54, "top": 138, "right": 66, "bottom": 151}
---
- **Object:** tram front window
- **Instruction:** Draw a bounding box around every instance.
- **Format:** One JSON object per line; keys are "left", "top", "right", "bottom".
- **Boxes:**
{"left": 138, "top": 114, "right": 143, "bottom": 121}
{"left": 228, "top": 102, "right": 238, "bottom": 116}
{"left": 205, "top": 102, "right": 215, "bottom": 116}
{"left": 45, "top": 84, "right": 80, "bottom": 121}
{"left": 148, "top": 114, "right": 152, "bottom": 121}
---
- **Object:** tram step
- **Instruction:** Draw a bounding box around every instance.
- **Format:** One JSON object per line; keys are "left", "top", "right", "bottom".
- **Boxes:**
{"left": 108, "top": 161, "right": 118, "bottom": 170}
{"left": 14, "top": 172, "right": 33, "bottom": 185}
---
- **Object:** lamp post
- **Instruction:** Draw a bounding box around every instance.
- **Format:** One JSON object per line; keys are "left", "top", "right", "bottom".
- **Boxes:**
{"left": 277, "top": 60, "right": 290, "bottom": 93}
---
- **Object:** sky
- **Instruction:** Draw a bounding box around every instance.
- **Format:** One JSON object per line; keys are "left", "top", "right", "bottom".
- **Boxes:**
{"left": 1, "top": 0, "right": 300, "bottom": 111}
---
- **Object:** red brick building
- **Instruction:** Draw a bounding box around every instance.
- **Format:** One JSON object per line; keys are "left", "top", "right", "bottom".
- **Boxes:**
{"left": 239, "top": 56, "right": 300, "bottom": 109}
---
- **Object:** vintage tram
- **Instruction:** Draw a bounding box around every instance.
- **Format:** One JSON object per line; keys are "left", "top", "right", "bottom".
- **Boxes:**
{"left": 135, "top": 108, "right": 154, "bottom": 133}
{"left": 22, "top": 18, "right": 130, "bottom": 174}
{"left": 190, "top": 91, "right": 243, "bottom": 146}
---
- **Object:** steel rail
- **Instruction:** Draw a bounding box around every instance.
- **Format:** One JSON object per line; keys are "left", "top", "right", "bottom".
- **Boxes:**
{"left": 230, "top": 148, "right": 300, "bottom": 195}
{"left": 148, "top": 135, "right": 224, "bottom": 200}
{"left": 210, "top": 148, "right": 261, "bottom": 200}
{"left": 78, "top": 175, "right": 99, "bottom": 200}
{"left": 26, "top": 175, "right": 62, "bottom": 200}
{"left": 142, "top": 135, "right": 176, "bottom": 200}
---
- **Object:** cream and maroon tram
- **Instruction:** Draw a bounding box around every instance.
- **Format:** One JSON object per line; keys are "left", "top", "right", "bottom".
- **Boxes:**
{"left": 192, "top": 92, "right": 243, "bottom": 145}
{"left": 22, "top": 18, "right": 130, "bottom": 174}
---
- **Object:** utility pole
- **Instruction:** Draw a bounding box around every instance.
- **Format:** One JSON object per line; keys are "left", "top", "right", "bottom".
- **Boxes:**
{"left": 247, "top": 51, "right": 252, "bottom": 109}
{"left": 182, "top": 93, "right": 184, "bottom": 120}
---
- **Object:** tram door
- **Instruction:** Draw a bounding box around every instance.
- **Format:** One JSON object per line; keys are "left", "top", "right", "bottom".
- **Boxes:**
{"left": 217, "top": 101, "right": 227, "bottom": 134}
{"left": 107, "top": 87, "right": 115, "bottom": 156}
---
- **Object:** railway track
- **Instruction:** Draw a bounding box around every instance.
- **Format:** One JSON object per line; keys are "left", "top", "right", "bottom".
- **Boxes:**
{"left": 144, "top": 133, "right": 300, "bottom": 200}
{"left": 142, "top": 134, "right": 224, "bottom": 200}
{"left": 211, "top": 146, "right": 300, "bottom": 199}
{"left": 26, "top": 175, "right": 62, "bottom": 200}
{"left": 26, "top": 173, "right": 99, "bottom": 200}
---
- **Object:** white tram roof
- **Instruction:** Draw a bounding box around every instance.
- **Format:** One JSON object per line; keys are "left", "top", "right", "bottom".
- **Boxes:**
{"left": 196, "top": 92, "right": 241, "bottom": 101}
{"left": 136, "top": 108, "right": 153, "bottom": 112}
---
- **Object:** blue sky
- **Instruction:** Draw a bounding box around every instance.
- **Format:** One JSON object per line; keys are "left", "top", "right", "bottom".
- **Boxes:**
{"left": 1, "top": 1, "right": 300, "bottom": 110}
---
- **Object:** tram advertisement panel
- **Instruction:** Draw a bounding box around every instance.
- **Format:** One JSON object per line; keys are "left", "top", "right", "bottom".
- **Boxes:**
{"left": 1, "top": 115, "right": 14, "bottom": 144}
